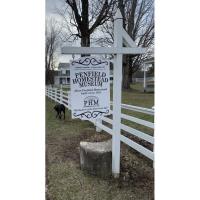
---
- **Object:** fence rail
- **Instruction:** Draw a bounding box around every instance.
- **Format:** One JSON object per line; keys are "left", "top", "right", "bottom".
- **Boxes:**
{"left": 133, "top": 77, "right": 154, "bottom": 83}
{"left": 46, "top": 86, "right": 154, "bottom": 161}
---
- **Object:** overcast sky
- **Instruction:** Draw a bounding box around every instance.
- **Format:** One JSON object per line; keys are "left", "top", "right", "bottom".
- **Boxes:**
{"left": 46, "top": 0, "right": 61, "bottom": 16}
{"left": 46, "top": 0, "right": 81, "bottom": 65}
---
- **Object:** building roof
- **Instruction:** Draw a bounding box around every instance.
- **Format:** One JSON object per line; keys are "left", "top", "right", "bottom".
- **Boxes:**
{"left": 58, "top": 63, "right": 70, "bottom": 69}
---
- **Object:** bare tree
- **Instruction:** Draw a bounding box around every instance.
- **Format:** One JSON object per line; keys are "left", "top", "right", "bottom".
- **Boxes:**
{"left": 95, "top": 0, "right": 154, "bottom": 89}
{"left": 121, "top": 0, "right": 154, "bottom": 89}
{"left": 57, "top": 0, "right": 116, "bottom": 47}
{"left": 45, "top": 18, "right": 62, "bottom": 84}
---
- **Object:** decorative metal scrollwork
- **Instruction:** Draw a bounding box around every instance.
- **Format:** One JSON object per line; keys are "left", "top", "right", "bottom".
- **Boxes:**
{"left": 71, "top": 57, "right": 108, "bottom": 66}
{"left": 73, "top": 110, "right": 109, "bottom": 119}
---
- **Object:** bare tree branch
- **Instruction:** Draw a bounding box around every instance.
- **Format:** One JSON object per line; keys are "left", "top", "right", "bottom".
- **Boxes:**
{"left": 57, "top": 0, "right": 116, "bottom": 47}
{"left": 45, "top": 18, "right": 63, "bottom": 84}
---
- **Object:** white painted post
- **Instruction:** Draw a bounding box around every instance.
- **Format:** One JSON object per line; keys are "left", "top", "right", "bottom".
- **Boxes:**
{"left": 51, "top": 88, "right": 53, "bottom": 100}
{"left": 96, "top": 119, "right": 102, "bottom": 132}
{"left": 50, "top": 87, "right": 52, "bottom": 99}
{"left": 67, "top": 91, "right": 71, "bottom": 109}
{"left": 52, "top": 87, "right": 54, "bottom": 100}
{"left": 60, "top": 88, "right": 63, "bottom": 104}
{"left": 49, "top": 87, "right": 52, "bottom": 100}
{"left": 54, "top": 87, "right": 57, "bottom": 102}
{"left": 112, "top": 9, "right": 123, "bottom": 178}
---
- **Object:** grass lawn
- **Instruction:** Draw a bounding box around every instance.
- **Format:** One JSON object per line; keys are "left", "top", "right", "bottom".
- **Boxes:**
{"left": 46, "top": 83, "right": 154, "bottom": 200}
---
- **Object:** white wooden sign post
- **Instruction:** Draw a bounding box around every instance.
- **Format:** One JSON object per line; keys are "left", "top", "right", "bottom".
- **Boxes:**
{"left": 61, "top": 9, "right": 145, "bottom": 178}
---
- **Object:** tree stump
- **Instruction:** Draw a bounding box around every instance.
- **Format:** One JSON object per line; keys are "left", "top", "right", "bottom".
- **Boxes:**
{"left": 80, "top": 139, "right": 112, "bottom": 178}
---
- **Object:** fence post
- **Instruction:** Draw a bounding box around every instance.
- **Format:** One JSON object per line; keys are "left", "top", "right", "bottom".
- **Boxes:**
{"left": 112, "top": 9, "right": 123, "bottom": 178}
{"left": 47, "top": 86, "right": 49, "bottom": 97}
{"left": 60, "top": 88, "right": 63, "bottom": 104}
{"left": 54, "top": 87, "right": 57, "bottom": 102}
{"left": 52, "top": 87, "right": 54, "bottom": 101}
{"left": 50, "top": 87, "right": 53, "bottom": 100}
{"left": 50, "top": 86, "right": 53, "bottom": 101}
{"left": 67, "top": 91, "right": 71, "bottom": 109}
{"left": 49, "top": 87, "right": 51, "bottom": 100}
{"left": 96, "top": 119, "right": 102, "bottom": 132}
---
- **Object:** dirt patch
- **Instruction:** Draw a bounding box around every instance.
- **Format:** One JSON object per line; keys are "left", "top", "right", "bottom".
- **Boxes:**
{"left": 62, "top": 129, "right": 111, "bottom": 163}
{"left": 47, "top": 128, "right": 111, "bottom": 164}
{"left": 121, "top": 131, "right": 153, "bottom": 151}
{"left": 119, "top": 144, "right": 154, "bottom": 192}
{"left": 82, "top": 129, "right": 112, "bottom": 142}
{"left": 55, "top": 128, "right": 154, "bottom": 189}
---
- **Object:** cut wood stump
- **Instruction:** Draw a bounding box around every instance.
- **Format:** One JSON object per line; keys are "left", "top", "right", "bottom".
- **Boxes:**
{"left": 80, "top": 139, "right": 112, "bottom": 178}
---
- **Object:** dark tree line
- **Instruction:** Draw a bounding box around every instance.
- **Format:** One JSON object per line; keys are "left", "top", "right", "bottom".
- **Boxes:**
{"left": 45, "top": 18, "right": 62, "bottom": 85}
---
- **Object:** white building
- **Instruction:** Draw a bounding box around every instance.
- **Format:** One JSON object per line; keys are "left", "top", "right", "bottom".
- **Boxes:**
{"left": 54, "top": 62, "right": 113, "bottom": 86}
{"left": 54, "top": 63, "right": 70, "bottom": 85}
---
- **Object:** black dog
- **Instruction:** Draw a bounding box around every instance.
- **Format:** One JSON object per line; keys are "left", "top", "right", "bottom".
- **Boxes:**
{"left": 54, "top": 104, "right": 65, "bottom": 120}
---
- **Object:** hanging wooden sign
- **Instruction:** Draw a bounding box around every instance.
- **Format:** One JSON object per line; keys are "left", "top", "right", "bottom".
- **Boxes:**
{"left": 70, "top": 57, "right": 110, "bottom": 120}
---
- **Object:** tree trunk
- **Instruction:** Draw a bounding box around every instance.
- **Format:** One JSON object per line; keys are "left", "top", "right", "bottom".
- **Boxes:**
{"left": 81, "top": 35, "right": 90, "bottom": 47}
{"left": 46, "top": 69, "right": 54, "bottom": 85}
{"left": 119, "top": 0, "right": 138, "bottom": 89}
{"left": 81, "top": 35, "right": 90, "bottom": 56}
{"left": 45, "top": 70, "right": 50, "bottom": 85}
{"left": 81, "top": 0, "right": 89, "bottom": 48}
{"left": 123, "top": 67, "right": 130, "bottom": 89}
{"left": 129, "top": 65, "right": 133, "bottom": 84}
{"left": 122, "top": 55, "right": 131, "bottom": 89}
{"left": 122, "top": 55, "right": 133, "bottom": 89}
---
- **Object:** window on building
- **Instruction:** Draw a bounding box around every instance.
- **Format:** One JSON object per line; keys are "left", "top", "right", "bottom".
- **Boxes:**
{"left": 66, "top": 70, "right": 70, "bottom": 76}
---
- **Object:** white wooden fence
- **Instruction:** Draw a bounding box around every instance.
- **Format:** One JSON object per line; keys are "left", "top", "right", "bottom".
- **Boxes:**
{"left": 46, "top": 86, "right": 154, "bottom": 161}
{"left": 133, "top": 77, "right": 154, "bottom": 83}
